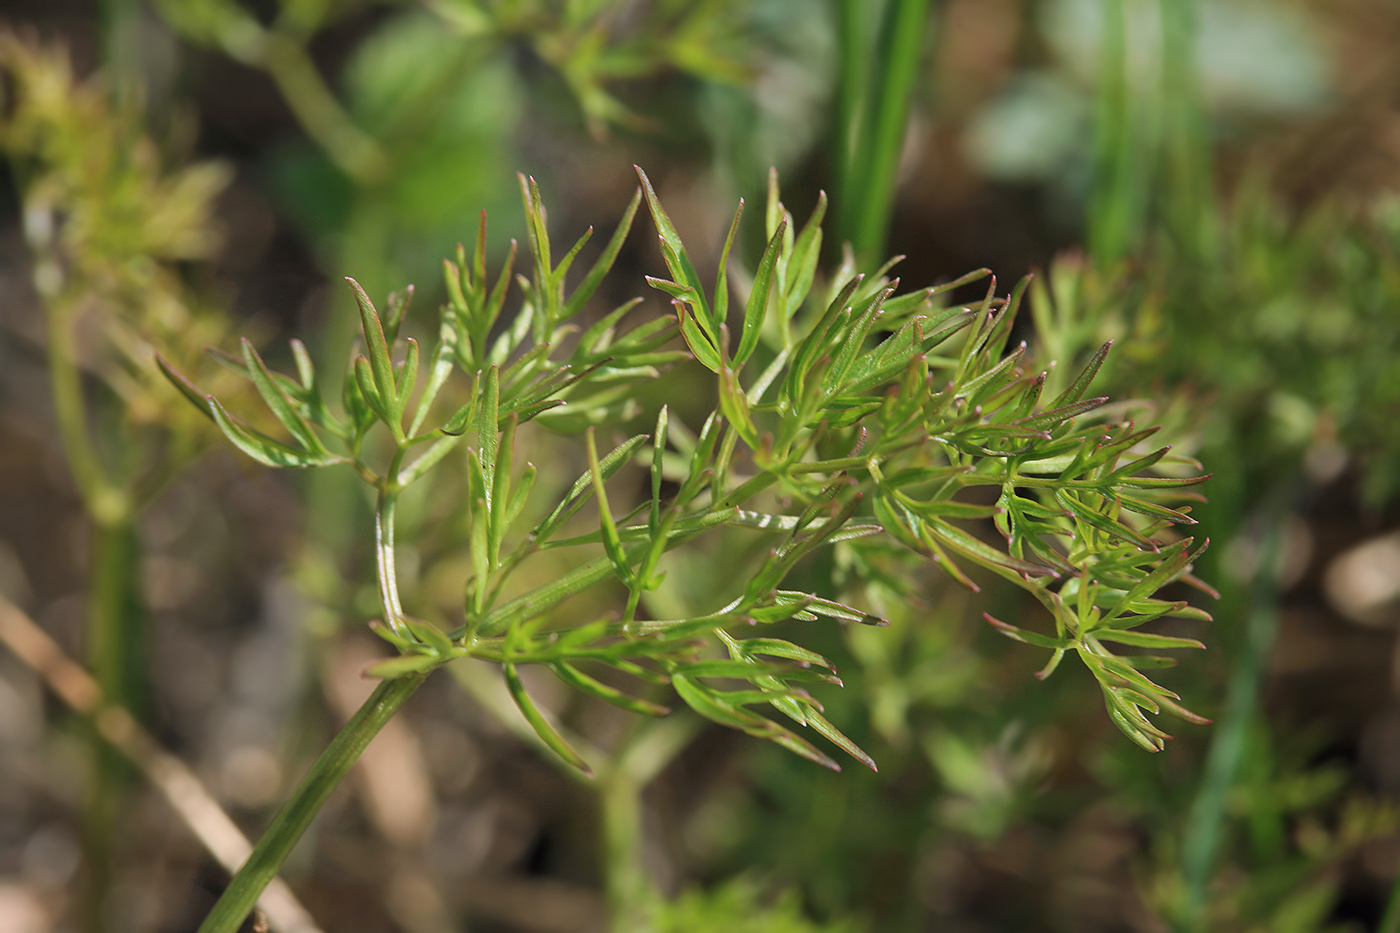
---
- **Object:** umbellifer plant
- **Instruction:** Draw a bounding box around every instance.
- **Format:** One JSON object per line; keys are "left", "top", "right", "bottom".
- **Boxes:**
{"left": 161, "top": 168, "right": 1212, "bottom": 931}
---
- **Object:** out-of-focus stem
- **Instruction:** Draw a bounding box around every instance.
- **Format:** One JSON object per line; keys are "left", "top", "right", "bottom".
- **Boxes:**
{"left": 100, "top": 0, "right": 142, "bottom": 112}
{"left": 42, "top": 288, "right": 127, "bottom": 525}
{"left": 600, "top": 715, "right": 702, "bottom": 931}
{"left": 257, "top": 33, "right": 390, "bottom": 186}
{"left": 37, "top": 246, "right": 141, "bottom": 930}
{"left": 82, "top": 518, "right": 144, "bottom": 930}
{"left": 89, "top": 520, "right": 144, "bottom": 718}
{"left": 601, "top": 766, "right": 648, "bottom": 932}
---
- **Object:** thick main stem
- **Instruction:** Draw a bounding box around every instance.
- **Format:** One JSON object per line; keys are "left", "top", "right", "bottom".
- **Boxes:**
{"left": 601, "top": 767, "right": 649, "bottom": 932}
{"left": 42, "top": 272, "right": 140, "bottom": 930}
{"left": 197, "top": 671, "right": 430, "bottom": 933}
{"left": 82, "top": 517, "right": 144, "bottom": 931}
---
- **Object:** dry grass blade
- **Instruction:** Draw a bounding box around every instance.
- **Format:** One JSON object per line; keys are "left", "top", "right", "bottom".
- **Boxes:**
{"left": 0, "top": 594, "right": 323, "bottom": 933}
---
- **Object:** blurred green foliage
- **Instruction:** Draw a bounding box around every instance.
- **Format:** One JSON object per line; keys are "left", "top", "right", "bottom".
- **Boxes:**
{"left": 651, "top": 878, "right": 859, "bottom": 932}
{"left": 0, "top": 34, "right": 235, "bottom": 479}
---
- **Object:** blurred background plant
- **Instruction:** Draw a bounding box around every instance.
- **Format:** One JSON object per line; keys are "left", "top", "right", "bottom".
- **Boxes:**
{"left": 2, "top": 1, "right": 1400, "bottom": 932}
{"left": 0, "top": 32, "right": 251, "bottom": 932}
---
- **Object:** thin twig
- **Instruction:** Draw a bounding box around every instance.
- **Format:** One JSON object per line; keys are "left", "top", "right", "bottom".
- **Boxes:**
{"left": 0, "top": 594, "right": 323, "bottom": 933}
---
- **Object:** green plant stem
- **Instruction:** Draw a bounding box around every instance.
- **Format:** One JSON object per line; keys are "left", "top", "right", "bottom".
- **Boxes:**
{"left": 100, "top": 0, "right": 142, "bottom": 111}
{"left": 1178, "top": 505, "right": 1285, "bottom": 929}
{"left": 375, "top": 490, "right": 407, "bottom": 635}
{"left": 599, "top": 716, "right": 701, "bottom": 931}
{"left": 90, "top": 519, "right": 146, "bottom": 721}
{"left": 80, "top": 519, "right": 145, "bottom": 933}
{"left": 85, "top": 515, "right": 147, "bottom": 927}
{"left": 601, "top": 766, "right": 648, "bottom": 932}
{"left": 256, "top": 33, "right": 389, "bottom": 186}
{"left": 41, "top": 277, "right": 144, "bottom": 930}
{"left": 198, "top": 670, "right": 431, "bottom": 933}
{"left": 44, "top": 291, "right": 127, "bottom": 525}
{"left": 471, "top": 507, "right": 736, "bottom": 639}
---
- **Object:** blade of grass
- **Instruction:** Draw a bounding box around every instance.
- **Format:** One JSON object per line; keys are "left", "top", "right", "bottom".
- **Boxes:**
{"left": 837, "top": 0, "right": 935, "bottom": 268}
{"left": 1179, "top": 497, "right": 1286, "bottom": 929}
{"left": 1089, "top": 0, "right": 1145, "bottom": 262}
